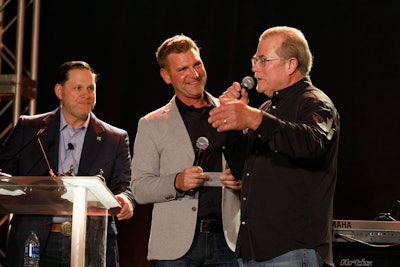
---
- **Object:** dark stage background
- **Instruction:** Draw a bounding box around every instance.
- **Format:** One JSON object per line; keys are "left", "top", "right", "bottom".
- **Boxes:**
{"left": 9, "top": 0, "right": 400, "bottom": 266}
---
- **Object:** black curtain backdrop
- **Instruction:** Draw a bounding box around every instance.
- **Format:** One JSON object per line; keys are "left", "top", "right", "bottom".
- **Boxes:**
{"left": 30, "top": 0, "right": 400, "bottom": 265}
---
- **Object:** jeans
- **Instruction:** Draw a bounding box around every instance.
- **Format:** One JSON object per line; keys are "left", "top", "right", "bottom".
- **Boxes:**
{"left": 150, "top": 231, "right": 238, "bottom": 267}
{"left": 39, "top": 232, "right": 71, "bottom": 267}
{"left": 39, "top": 231, "right": 113, "bottom": 267}
{"left": 237, "top": 249, "right": 324, "bottom": 267}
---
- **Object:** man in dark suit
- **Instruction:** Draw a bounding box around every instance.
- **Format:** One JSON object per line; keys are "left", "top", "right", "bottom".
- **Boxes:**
{"left": 0, "top": 61, "right": 135, "bottom": 267}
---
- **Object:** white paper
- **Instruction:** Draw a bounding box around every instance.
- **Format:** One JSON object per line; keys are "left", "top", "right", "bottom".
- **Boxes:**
{"left": 202, "top": 172, "right": 223, "bottom": 187}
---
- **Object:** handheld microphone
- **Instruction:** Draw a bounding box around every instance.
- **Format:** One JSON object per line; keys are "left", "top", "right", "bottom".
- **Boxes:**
{"left": 238, "top": 76, "right": 255, "bottom": 99}
{"left": 188, "top": 137, "right": 209, "bottom": 197}
{"left": 240, "top": 76, "right": 255, "bottom": 91}
{"left": 193, "top": 137, "right": 209, "bottom": 167}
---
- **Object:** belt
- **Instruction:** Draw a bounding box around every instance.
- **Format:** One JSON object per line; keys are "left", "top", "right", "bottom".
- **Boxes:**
{"left": 198, "top": 219, "right": 223, "bottom": 233}
{"left": 51, "top": 221, "right": 72, "bottom": 236}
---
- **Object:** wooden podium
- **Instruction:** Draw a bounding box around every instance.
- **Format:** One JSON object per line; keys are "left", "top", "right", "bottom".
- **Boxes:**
{"left": 0, "top": 175, "right": 121, "bottom": 267}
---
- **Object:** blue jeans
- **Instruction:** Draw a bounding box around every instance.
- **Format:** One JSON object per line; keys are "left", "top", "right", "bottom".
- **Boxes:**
{"left": 39, "top": 233, "right": 71, "bottom": 267}
{"left": 237, "top": 249, "right": 324, "bottom": 267}
{"left": 150, "top": 231, "right": 238, "bottom": 267}
{"left": 39, "top": 231, "right": 112, "bottom": 267}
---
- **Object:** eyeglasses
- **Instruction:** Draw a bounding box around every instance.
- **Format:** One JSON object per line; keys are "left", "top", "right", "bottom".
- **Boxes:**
{"left": 251, "top": 57, "right": 285, "bottom": 67}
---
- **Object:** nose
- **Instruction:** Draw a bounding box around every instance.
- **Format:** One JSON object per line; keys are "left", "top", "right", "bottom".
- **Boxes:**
{"left": 81, "top": 88, "right": 92, "bottom": 98}
{"left": 190, "top": 67, "right": 200, "bottom": 79}
{"left": 251, "top": 64, "right": 259, "bottom": 73}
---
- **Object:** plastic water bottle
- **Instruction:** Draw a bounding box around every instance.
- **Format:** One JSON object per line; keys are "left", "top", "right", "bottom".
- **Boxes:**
{"left": 23, "top": 230, "right": 40, "bottom": 267}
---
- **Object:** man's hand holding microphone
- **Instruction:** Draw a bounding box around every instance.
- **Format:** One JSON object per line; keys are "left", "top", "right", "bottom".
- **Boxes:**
{"left": 209, "top": 76, "right": 263, "bottom": 133}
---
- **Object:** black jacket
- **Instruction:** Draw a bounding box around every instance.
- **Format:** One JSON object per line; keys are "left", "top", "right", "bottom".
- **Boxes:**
{"left": 0, "top": 107, "right": 134, "bottom": 267}
{"left": 226, "top": 78, "right": 340, "bottom": 265}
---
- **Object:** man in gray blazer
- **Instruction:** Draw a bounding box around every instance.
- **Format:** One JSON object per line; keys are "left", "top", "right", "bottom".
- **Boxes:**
{"left": 131, "top": 34, "right": 240, "bottom": 266}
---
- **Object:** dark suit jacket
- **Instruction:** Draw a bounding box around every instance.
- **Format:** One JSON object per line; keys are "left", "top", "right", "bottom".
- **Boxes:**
{"left": 0, "top": 107, "right": 134, "bottom": 267}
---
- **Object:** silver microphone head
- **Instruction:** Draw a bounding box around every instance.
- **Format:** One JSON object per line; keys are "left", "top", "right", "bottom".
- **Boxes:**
{"left": 241, "top": 76, "right": 255, "bottom": 91}
{"left": 196, "top": 137, "right": 209, "bottom": 150}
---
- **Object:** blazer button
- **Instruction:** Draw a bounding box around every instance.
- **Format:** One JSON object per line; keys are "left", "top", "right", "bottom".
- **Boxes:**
{"left": 192, "top": 207, "right": 197, "bottom": 212}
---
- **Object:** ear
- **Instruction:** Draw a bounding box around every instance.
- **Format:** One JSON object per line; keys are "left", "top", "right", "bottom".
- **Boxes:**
{"left": 160, "top": 68, "right": 171, "bottom": 84}
{"left": 54, "top": 84, "right": 62, "bottom": 100}
{"left": 287, "top": 58, "right": 299, "bottom": 75}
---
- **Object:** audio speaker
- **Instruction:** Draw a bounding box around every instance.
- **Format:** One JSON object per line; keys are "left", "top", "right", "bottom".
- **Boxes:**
{"left": 333, "top": 243, "right": 400, "bottom": 266}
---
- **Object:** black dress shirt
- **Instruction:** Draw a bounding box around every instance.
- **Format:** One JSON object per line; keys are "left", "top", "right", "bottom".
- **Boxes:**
{"left": 225, "top": 78, "right": 340, "bottom": 263}
{"left": 176, "top": 95, "right": 226, "bottom": 220}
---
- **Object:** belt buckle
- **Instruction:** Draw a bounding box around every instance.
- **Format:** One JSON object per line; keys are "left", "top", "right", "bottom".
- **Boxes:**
{"left": 200, "top": 220, "right": 211, "bottom": 233}
{"left": 60, "top": 221, "right": 72, "bottom": 236}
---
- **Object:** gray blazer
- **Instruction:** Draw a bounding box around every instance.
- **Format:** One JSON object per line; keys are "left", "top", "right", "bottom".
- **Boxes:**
{"left": 131, "top": 93, "right": 240, "bottom": 260}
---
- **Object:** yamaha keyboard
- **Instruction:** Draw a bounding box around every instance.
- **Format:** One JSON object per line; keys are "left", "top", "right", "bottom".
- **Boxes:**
{"left": 332, "top": 219, "right": 400, "bottom": 244}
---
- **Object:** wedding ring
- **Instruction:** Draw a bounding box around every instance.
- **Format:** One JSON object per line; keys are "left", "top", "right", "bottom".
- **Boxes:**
{"left": 223, "top": 119, "right": 227, "bottom": 124}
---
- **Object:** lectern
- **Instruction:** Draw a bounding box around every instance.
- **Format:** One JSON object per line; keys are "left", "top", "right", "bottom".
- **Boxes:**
{"left": 0, "top": 175, "right": 121, "bottom": 267}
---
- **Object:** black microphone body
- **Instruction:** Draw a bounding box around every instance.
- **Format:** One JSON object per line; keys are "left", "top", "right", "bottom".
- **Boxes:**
{"left": 193, "top": 137, "right": 209, "bottom": 168}
{"left": 188, "top": 137, "right": 209, "bottom": 196}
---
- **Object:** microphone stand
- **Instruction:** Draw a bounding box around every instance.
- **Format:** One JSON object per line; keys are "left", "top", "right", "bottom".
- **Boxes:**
{"left": 37, "top": 129, "right": 56, "bottom": 177}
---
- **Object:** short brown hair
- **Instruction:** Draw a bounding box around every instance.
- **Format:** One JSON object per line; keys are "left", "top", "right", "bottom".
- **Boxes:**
{"left": 55, "top": 60, "right": 98, "bottom": 85}
{"left": 155, "top": 34, "right": 200, "bottom": 68}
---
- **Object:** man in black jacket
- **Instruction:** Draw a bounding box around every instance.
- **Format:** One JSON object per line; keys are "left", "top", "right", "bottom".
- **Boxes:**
{"left": 209, "top": 26, "right": 340, "bottom": 267}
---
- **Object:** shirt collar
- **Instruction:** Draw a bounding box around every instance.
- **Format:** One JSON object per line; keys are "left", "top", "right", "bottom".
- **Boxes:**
{"left": 59, "top": 110, "right": 90, "bottom": 131}
{"left": 270, "top": 77, "right": 310, "bottom": 102}
{"left": 175, "top": 92, "right": 214, "bottom": 114}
